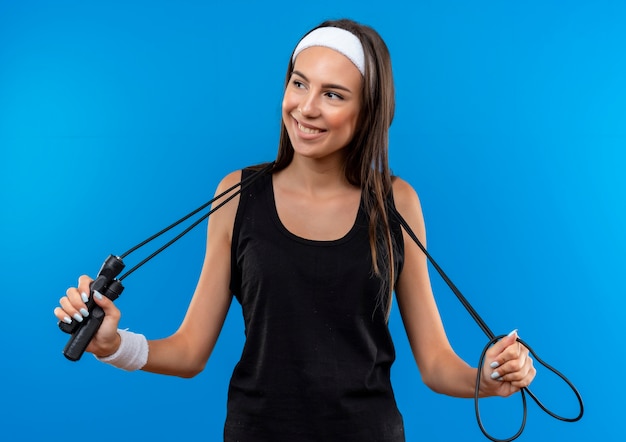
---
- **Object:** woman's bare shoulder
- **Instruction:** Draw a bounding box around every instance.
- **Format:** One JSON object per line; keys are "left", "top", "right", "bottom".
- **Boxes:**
{"left": 392, "top": 176, "right": 422, "bottom": 215}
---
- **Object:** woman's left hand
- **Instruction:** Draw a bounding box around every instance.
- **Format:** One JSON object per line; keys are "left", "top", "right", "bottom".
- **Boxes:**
{"left": 480, "top": 330, "right": 536, "bottom": 397}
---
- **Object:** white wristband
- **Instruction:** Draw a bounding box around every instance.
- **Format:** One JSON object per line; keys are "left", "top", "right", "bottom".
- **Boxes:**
{"left": 95, "top": 329, "right": 149, "bottom": 371}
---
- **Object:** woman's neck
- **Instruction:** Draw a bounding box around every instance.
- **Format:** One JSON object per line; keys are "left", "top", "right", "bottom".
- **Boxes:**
{"left": 277, "top": 155, "right": 354, "bottom": 197}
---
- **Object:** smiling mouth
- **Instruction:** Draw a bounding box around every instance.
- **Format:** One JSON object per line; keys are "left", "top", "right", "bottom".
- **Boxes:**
{"left": 296, "top": 120, "right": 324, "bottom": 135}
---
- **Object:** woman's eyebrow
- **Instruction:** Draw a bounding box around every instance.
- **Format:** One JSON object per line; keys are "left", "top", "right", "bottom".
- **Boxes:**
{"left": 291, "top": 70, "right": 353, "bottom": 93}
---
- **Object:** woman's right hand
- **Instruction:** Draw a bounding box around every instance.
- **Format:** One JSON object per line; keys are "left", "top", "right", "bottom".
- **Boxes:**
{"left": 54, "top": 275, "right": 123, "bottom": 357}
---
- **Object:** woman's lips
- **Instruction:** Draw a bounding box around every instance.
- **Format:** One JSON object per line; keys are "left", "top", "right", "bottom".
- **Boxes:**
{"left": 293, "top": 116, "right": 326, "bottom": 137}
{"left": 298, "top": 121, "right": 322, "bottom": 134}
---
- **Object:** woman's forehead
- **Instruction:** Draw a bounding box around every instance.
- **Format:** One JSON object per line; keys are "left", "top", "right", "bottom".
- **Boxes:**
{"left": 292, "top": 46, "right": 362, "bottom": 85}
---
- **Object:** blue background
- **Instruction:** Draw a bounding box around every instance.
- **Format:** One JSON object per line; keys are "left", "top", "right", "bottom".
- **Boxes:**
{"left": 1, "top": 0, "right": 623, "bottom": 440}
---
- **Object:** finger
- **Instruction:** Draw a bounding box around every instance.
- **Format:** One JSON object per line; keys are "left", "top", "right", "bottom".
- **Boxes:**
{"left": 84, "top": 291, "right": 122, "bottom": 355}
{"left": 505, "top": 341, "right": 525, "bottom": 365}
{"left": 508, "top": 355, "right": 536, "bottom": 388}
{"left": 486, "top": 329, "right": 519, "bottom": 370}
{"left": 65, "top": 286, "right": 88, "bottom": 308}
{"left": 494, "top": 357, "right": 524, "bottom": 382}
{"left": 54, "top": 306, "right": 73, "bottom": 324}
{"left": 497, "top": 348, "right": 536, "bottom": 386}
{"left": 92, "top": 290, "right": 121, "bottom": 323}
{"left": 59, "top": 295, "right": 89, "bottom": 323}
{"left": 77, "top": 275, "right": 94, "bottom": 301}
{"left": 66, "top": 280, "right": 94, "bottom": 318}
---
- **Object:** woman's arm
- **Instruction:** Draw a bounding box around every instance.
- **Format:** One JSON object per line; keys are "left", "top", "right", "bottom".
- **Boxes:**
{"left": 55, "top": 170, "right": 244, "bottom": 378}
{"left": 141, "top": 170, "right": 243, "bottom": 377}
{"left": 392, "top": 178, "right": 535, "bottom": 398}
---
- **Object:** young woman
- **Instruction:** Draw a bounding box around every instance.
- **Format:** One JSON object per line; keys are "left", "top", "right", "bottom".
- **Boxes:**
{"left": 55, "top": 18, "right": 535, "bottom": 441}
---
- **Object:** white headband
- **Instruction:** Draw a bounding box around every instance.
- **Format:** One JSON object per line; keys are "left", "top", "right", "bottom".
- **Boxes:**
{"left": 292, "top": 27, "right": 365, "bottom": 76}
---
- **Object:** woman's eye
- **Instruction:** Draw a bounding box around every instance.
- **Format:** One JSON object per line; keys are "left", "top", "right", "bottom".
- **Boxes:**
{"left": 292, "top": 80, "right": 305, "bottom": 88}
{"left": 326, "top": 91, "right": 343, "bottom": 100}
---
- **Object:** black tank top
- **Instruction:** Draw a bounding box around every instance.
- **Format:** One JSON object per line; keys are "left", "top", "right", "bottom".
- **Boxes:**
{"left": 226, "top": 167, "right": 405, "bottom": 442}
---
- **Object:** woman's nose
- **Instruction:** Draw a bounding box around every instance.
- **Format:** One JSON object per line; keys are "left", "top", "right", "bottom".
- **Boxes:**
{"left": 298, "top": 93, "right": 320, "bottom": 117}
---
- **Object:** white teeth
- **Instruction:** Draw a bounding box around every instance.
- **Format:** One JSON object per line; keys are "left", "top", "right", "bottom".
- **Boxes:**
{"left": 298, "top": 122, "right": 322, "bottom": 134}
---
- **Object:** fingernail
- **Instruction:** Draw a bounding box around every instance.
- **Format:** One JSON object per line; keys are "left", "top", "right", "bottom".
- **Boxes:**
{"left": 490, "top": 371, "right": 501, "bottom": 380}
{"left": 490, "top": 361, "right": 500, "bottom": 369}
{"left": 81, "top": 292, "right": 89, "bottom": 303}
{"left": 80, "top": 308, "right": 89, "bottom": 318}
{"left": 508, "top": 329, "right": 518, "bottom": 337}
{"left": 72, "top": 313, "right": 84, "bottom": 322}
{"left": 94, "top": 290, "right": 103, "bottom": 300}
{"left": 62, "top": 316, "right": 72, "bottom": 324}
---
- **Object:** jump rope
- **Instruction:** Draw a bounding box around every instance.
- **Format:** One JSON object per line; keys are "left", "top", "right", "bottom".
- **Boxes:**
{"left": 58, "top": 162, "right": 583, "bottom": 441}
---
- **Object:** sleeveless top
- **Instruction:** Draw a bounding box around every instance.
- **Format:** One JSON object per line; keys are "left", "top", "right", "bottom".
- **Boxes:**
{"left": 226, "top": 167, "right": 406, "bottom": 442}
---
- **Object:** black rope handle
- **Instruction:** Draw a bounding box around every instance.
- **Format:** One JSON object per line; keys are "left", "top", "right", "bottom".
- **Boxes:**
{"left": 390, "top": 207, "right": 584, "bottom": 441}
{"left": 60, "top": 163, "right": 275, "bottom": 361}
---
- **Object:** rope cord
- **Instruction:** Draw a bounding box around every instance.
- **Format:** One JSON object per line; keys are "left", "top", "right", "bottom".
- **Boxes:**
{"left": 117, "top": 162, "right": 274, "bottom": 281}
{"left": 104, "top": 163, "right": 583, "bottom": 440}
{"left": 390, "top": 207, "right": 583, "bottom": 441}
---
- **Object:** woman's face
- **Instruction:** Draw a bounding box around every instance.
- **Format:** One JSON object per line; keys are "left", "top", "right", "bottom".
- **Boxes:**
{"left": 282, "top": 46, "right": 362, "bottom": 162}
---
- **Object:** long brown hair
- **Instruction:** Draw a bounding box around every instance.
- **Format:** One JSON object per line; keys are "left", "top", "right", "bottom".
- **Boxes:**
{"left": 273, "top": 19, "right": 398, "bottom": 319}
